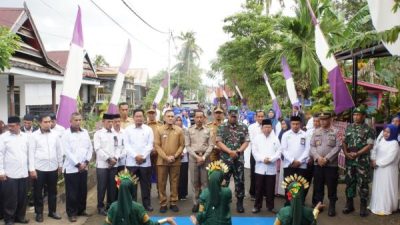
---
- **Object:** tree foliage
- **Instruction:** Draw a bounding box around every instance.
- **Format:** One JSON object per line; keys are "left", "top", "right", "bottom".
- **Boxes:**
{"left": 93, "top": 54, "right": 110, "bottom": 68}
{"left": 0, "top": 27, "right": 20, "bottom": 72}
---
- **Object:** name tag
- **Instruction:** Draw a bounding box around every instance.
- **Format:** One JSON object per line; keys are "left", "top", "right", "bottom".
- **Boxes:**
{"left": 300, "top": 138, "right": 305, "bottom": 145}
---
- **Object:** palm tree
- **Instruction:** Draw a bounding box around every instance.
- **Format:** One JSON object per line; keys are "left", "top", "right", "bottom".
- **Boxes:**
{"left": 172, "top": 31, "right": 203, "bottom": 93}
{"left": 254, "top": 0, "right": 285, "bottom": 15}
{"left": 257, "top": 0, "right": 342, "bottom": 95}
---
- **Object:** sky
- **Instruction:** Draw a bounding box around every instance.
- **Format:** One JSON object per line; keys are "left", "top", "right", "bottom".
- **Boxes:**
{"left": 1, "top": 0, "right": 294, "bottom": 85}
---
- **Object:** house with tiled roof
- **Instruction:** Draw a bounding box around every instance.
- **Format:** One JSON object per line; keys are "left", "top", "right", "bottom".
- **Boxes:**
{"left": 0, "top": 4, "right": 99, "bottom": 121}
{"left": 96, "top": 67, "right": 149, "bottom": 106}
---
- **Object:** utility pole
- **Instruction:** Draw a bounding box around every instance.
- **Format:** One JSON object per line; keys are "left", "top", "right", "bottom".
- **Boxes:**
{"left": 167, "top": 30, "right": 172, "bottom": 104}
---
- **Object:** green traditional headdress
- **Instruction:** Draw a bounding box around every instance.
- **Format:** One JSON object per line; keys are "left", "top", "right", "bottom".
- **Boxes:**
{"left": 206, "top": 160, "right": 229, "bottom": 176}
{"left": 115, "top": 168, "right": 138, "bottom": 189}
{"left": 281, "top": 174, "right": 309, "bottom": 201}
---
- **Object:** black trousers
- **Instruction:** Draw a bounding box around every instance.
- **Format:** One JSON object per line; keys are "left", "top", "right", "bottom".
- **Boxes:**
{"left": 254, "top": 174, "right": 276, "bottom": 209}
{"left": 96, "top": 168, "right": 117, "bottom": 209}
{"left": 126, "top": 166, "right": 152, "bottom": 208}
{"left": 178, "top": 162, "right": 188, "bottom": 199}
{"left": 283, "top": 167, "right": 307, "bottom": 205}
{"left": 33, "top": 170, "right": 58, "bottom": 214}
{"left": 2, "top": 177, "right": 28, "bottom": 223}
{"left": 312, "top": 166, "right": 338, "bottom": 205}
{"left": 303, "top": 163, "right": 314, "bottom": 200}
{"left": 0, "top": 181, "right": 4, "bottom": 218}
{"left": 64, "top": 171, "right": 88, "bottom": 217}
{"left": 249, "top": 152, "right": 256, "bottom": 197}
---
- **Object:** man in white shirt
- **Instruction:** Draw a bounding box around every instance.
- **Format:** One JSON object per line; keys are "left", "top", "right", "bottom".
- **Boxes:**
{"left": 251, "top": 119, "right": 281, "bottom": 213}
{"left": 20, "top": 114, "right": 37, "bottom": 134}
{"left": 61, "top": 112, "right": 93, "bottom": 222}
{"left": 0, "top": 116, "right": 35, "bottom": 225}
{"left": 30, "top": 114, "right": 63, "bottom": 222}
{"left": 281, "top": 115, "right": 309, "bottom": 204}
{"left": 94, "top": 113, "right": 121, "bottom": 216}
{"left": 124, "top": 109, "right": 154, "bottom": 212}
{"left": 112, "top": 114, "right": 126, "bottom": 173}
{"left": 248, "top": 110, "right": 265, "bottom": 200}
{"left": 49, "top": 113, "right": 65, "bottom": 138}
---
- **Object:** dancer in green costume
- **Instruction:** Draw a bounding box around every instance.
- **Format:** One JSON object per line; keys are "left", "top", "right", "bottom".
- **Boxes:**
{"left": 190, "top": 160, "right": 232, "bottom": 225}
{"left": 274, "top": 174, "right": 324, "bottom": 225}
{"left": 104, "top": 169, "right": 176, "bottom": 225}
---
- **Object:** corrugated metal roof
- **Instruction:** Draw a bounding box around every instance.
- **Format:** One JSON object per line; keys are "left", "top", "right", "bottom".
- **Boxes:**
{"left": 0, "top": 8, "right": 24, "bottom": 29}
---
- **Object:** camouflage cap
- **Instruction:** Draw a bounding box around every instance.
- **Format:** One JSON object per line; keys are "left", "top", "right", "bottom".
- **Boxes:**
{"left": 227, "top": 105, "right": 239, "bottom": 114}
{"left": 353, "top": 107, "right": 366, "bottom": 115}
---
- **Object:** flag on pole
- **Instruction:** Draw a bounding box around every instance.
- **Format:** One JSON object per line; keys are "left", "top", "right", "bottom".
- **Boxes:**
{"left": 233, "top": 82, "right": 243, "bottom": 100}
{"left": 306, "top": 0, "right": 354, "bottom": 114}
{"left": 367, "top": 0, "right": 400, "bottom": 56}
{"left": 153, "top": 73, "right": 169, "bottom": 104}
{"left": 263, "top": 73, "right": 282, "bottom": 119}
{"left": 56, "top": 6, "right": 84, "bottom": 128}
{"left": 108, "top": 40, "right": 132, "bottom": 114}
{"left": 222, "top": 89, "right": 231, "bottom": 107}
{"left": 281, "top": 57, "right": 300, "bottom": 106}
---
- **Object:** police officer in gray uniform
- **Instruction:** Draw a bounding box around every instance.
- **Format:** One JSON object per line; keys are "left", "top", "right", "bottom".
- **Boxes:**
{"left": 310, "top": 112, "right": 341, "bottom": 217}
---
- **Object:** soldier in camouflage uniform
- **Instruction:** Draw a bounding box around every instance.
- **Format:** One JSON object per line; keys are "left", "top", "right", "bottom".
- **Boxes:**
{"left": 216, "top": 106, "right": 250, "bottom": 213}
{"left": 342, "top": 107, "right": 375, "bottom": 217}
{"left": 206, "top": 106, "right": 225, "bottom": 162}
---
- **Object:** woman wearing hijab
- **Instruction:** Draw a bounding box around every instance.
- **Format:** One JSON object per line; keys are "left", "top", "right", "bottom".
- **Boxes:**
{"left": 276, "top": 118, "right": 291, "bottom": 196}
{"left": 104, "top": 170, "right": 176, "bottom": 225}
{"left": 278, "top": 119, "right": 291, "bottom": 142}
{"left": 369, "top": 124, "right": 400, "bottom": 215}
{"left": 174, "top": 114, "right": 189, "bottom": 201}
{"left": 190, "top": 160, "right": 232, "bottom": 225}
{"left": 274, "top": 174, "right": 324, "bottom": 225}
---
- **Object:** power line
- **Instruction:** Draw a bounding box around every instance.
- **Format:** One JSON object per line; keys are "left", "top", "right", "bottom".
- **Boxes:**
{"left": 121, "top": 0, "right": 169, "bottom": 34}
{"left": 89, "top": 0, "right": 167, "bottom": 58}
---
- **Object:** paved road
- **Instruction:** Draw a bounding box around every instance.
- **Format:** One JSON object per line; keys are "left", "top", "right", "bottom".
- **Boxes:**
{"left": 16, "top": 169, "right": 400, "bottom": 225}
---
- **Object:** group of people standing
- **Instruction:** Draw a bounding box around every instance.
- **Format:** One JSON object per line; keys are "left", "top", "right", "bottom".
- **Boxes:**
{"left": 0, "top": 102, "right": 399, "bottom": 225}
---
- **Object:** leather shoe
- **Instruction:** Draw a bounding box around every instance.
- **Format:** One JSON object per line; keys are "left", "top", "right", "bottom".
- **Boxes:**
{"left": 36, "top": 214, "right": 44, "bottom": 223}
{"left": 48, "top": 212, "right": 62, "bottom": 220}
{"left": 98, "top": 208, "right": 107, "bottom": 216}
{"left": 144, "top": 206, "right": 154, "bottom": 212}
{"left": 15, "top": 218, "right": 29, "bottom": 224}
{"left": 252, "top": 207, "right": 260, "bottom": 213}
{"left": 170, "top": 205, "right": 179, "bottom": 212}
{"left": 68, "top": 216, "right": 77, "bottom": 222}
{"left": 159, "top": 206, "right": 168, "bottom": 213}
{"left": 78, "top": 211, "right": 91, "bottom": 217}
{"left": 192, "top": 204, "right": 199, "bottom": 213}
{"left": 268, "top": 208, "right": 278, "bottom": 214}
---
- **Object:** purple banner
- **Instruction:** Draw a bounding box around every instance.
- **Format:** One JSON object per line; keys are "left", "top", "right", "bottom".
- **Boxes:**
{"left": 328, "top": 66, "right": 355, "bottom": 114}
{"left": 56, "top": 95, "right": 77, "bottom": 129}
{"left": 107, "top": 103, "right": 118, "bottom": 114}
{"left": 71, "top": 6, "right": 83, "bottom": 47}
{"left": 272, "top": 99, "right": 282, "bottom": 119}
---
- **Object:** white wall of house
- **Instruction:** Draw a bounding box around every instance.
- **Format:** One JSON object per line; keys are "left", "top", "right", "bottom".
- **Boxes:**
{"left": 0, "top": 75, "right": 8, "bottom": 122}
{"left": 25, "top": 83, "right": 62, "bottom": 105}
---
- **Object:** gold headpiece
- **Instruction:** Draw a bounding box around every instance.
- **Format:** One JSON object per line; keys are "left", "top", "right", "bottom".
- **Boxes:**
{"left": 115, "top": 168, "right": 139, "bottom": 189}
{"left": 281, "top": 174, "right": 309, "bottom": 200}
{"left": 206, "top": 160, "right": 229, "bottom": 175}
{"left": 281, "top": 174, "right": 309, "bottom": 190}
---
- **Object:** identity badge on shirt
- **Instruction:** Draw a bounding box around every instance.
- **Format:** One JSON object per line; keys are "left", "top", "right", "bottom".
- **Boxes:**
{"left": 300, "top": 137, "right": 305, "bottom": 145}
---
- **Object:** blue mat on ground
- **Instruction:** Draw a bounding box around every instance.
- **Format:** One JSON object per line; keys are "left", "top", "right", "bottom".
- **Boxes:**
{"left": 152, "top": 216, "right": 275, "bottom": 225}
